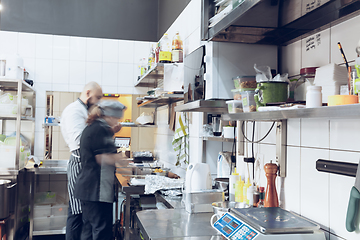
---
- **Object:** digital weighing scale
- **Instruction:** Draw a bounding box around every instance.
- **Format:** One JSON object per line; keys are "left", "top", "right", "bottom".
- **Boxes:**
{"left": 212, "top": 207, "right": 326, "bottom": 240}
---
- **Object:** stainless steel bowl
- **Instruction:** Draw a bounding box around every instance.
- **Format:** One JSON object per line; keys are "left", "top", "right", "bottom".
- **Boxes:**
{"left": 212, "top": 201, "right": 242, "bottom": 215}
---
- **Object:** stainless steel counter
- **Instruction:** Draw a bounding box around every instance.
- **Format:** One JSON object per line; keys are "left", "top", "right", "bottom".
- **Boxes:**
{"left": 136, "top": 209, "right": 220, "bottom": 240}
{"left": 26, "top": 160, "right": 68, "bottom": 174}
{"left": 159, "top": 195, "right": 184, "bottom": 209}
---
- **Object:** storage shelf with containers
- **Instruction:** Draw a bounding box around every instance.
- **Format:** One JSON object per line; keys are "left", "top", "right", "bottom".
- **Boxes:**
{"left": 0, "top": 79, "right": 36, "bottom": 174}
{"left": 33, "top": 192, "right": 68, "bottom": 235}
{"left": 0, "top": 78, "right": 36, "bottom": 240}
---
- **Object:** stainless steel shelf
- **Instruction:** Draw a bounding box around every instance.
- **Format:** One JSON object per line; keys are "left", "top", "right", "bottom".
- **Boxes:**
{"left": 0, "top": 79, "right": 35, "bottom": 92}
{"left": 0, "top": 116, "right": 35, "bottom": 121}
{"left": 202, "top": 136, "right": 235, "bottom": 142}
{"left": 222, "top": 104, "right": 360, "bottom": 121}
{"left": 33, "top": 229, "right": 66, "bottom": 236}
{"left": 42, "top": 122, "right": 60, "bottom": 127}
{"left": 135, "top": 63, "right": 165, "bottom": 87}
{"left": 137, "top": 94, "right": 184, "bottom": 108}
{"left": 174, "top": 100, "right": 228, "bottom": 113}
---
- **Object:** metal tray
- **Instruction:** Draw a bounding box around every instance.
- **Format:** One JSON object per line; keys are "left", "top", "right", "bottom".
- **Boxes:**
{"left": 231, "top": 207, "right": 320, "bottom": 234}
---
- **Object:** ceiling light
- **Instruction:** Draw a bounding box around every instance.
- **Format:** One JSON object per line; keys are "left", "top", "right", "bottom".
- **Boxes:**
{"left": 0, "top": 4, "right": 3, "bottom": 11}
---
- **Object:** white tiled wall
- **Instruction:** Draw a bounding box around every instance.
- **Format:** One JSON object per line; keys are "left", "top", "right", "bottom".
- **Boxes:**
{"left": 154, "top": 0, "right": 203, "bottom": 178}
{"left": 0, "top": 30, "right": 154, "bottom": 159}
{"left": 280, "top": 14, "right": 360, "bottom": 240}
{"left": 154, "top": 2, "right": 360, "bottom": 239}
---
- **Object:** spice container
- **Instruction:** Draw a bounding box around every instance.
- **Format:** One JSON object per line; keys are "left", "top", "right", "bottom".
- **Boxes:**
{"left": 241, "top": 90, "right": 256, "bottom": 112}
{"left": 233, "top": 76, "right": 256, "bottom": 89}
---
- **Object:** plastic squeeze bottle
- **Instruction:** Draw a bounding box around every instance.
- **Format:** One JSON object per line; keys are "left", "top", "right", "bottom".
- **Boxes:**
{"left": 229, "top": 168, "right": 240, "bottom": 202}
{"left": 235, "top": 180, "right": 244, "bottom": 202}
{"left": 247, "top": 183, "right": 255, "bottom": 206}
{"left": 243, "top": 178, "right": 251, "bottom": 205}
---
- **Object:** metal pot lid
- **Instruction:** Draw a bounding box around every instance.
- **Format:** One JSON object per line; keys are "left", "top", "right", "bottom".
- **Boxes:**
{"left": 0, "top": 180, "right": 11, "bottom": 185}
{"left": 230, "top": 207, "right": 320, "bottom": 234}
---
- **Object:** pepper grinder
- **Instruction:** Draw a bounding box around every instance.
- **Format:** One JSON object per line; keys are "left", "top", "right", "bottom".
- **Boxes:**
{"left": 264, "top": 161, "right": 279, "bottom": 207}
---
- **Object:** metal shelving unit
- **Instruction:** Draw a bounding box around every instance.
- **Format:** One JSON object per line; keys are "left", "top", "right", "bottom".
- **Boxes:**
{"left": 202, "top": 136, "right": 235, "bottom": 142}
{"left": 33, "top": 229, "right": 66, "bottom": 236}
{"left": 0, "top": 79, "right": 36, "bottom": 240}
{"left": 174, "top": 99, "right": 228, "bottom": 113}
{"left": 135, "top": 63, "right": 165, "bottom": 88}
{"left": 222, "top": 104, "right": 360, "bottom": 121}
{"left": 135, "top": 63, "right": 185, "bottom": 88}
{"left": 0, "top": 79, "right": 36, "bottom": 171}
{"left": 1, "top": 116, "right": 35, "bottom": 121}
{"left": 137, "top": 93, "right": 184, "bottom": 108}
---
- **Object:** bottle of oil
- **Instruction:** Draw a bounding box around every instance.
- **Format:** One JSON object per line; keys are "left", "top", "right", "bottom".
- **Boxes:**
{"left": 171, "top": 32, "right": 183, "bottom": 63}
{"left": 159, "top": 33, "right": 172, "bottom": 63}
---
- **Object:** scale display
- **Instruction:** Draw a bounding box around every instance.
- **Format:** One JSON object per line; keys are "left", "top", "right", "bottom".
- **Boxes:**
{"left": 213, "top": 213, "right": 258, "bottom": 240}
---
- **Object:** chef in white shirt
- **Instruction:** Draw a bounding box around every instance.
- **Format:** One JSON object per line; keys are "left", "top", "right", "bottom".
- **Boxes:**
{"left": 60, "top": 82, "right": 103, "bottom": 240}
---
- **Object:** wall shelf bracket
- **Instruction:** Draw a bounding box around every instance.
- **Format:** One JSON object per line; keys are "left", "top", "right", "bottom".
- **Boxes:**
{"left": 276, "top": 120, "right": 287, "bottom": 177}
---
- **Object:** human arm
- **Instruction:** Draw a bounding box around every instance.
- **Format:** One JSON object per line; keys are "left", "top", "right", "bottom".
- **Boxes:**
{"left": 95, "top": 152, "right": 130, "bottom": 167}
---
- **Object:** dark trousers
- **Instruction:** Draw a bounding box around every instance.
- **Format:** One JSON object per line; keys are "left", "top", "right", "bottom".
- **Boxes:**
{"left": 81, "top": 201, "right": 113, "bottom": 240}
{"left": 66, "top": 205, "right": 83, "bottom": 240}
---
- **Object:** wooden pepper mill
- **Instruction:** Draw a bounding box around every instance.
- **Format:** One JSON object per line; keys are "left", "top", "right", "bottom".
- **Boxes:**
{"left": 264, "top": 161, "right": 279, "bottom": 207}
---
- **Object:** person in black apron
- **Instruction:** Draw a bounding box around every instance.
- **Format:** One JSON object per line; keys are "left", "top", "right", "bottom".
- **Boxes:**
{"left": 74, "top": 100, "right": 128, "bottom": 240}
{"left": 60, "top": 82, "right": 103, "bottom": 240}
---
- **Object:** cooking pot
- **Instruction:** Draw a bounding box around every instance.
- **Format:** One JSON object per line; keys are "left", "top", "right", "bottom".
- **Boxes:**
{"left": 0, "top": 180, "right": 16, "bottom": 219}
{"left": 254, "top": 81, "right": 289, "bottom": 108}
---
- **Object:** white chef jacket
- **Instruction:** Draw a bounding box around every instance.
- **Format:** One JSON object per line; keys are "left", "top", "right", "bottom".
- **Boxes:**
{"left": 60, "top": 98, "right": 88, "bottom": 152}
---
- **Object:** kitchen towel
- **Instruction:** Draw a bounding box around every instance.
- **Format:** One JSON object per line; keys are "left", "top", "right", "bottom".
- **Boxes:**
{"left": 172, "top": 112, "right": 189, "bottom": 166}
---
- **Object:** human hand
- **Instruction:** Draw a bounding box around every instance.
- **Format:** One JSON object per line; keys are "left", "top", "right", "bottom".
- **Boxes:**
{"left": 112, "top": 123, "right": 122, "bottom": 133}
{"left": 167, "top": 172, "right": 180, "bottom": 179}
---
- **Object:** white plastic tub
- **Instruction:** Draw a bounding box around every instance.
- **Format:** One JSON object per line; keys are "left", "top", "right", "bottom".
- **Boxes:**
{"left": 51, "top": 215, "right": 67, "bottom": 230}
{"left": 226, "top": 100, "right": 243, "bottom": 113}
{"left": 0, "top": 103, "right": 26, "bottom": 116}
{"left": 33, "top": 215, "right": 67, "bottom": 231}
{"left": 34, "top": 204, "right": 52, "bottom": 218}
{"left": 0, "top": 145, "right": 28, "bottom": 169}
{"left": 51, "top": 204, "right": 68, "bottom": 217}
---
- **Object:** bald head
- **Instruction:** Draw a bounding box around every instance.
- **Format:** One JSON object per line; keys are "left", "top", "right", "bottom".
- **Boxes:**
{"left": 79, "top": 82, "right": 103, "bottom": 108}
{"left": 83, "top": 82, "right": 101, "bottom": 92}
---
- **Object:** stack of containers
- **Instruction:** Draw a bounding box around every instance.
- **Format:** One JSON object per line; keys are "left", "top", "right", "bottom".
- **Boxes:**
{"left": 33, "top": 192, "right": 68, "bottom": 231}
{"left": 313, "top": 63, "right": 348, "bottom": 103}
{"left": 227, "top": 76, "right": 257, "bottom": 113}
